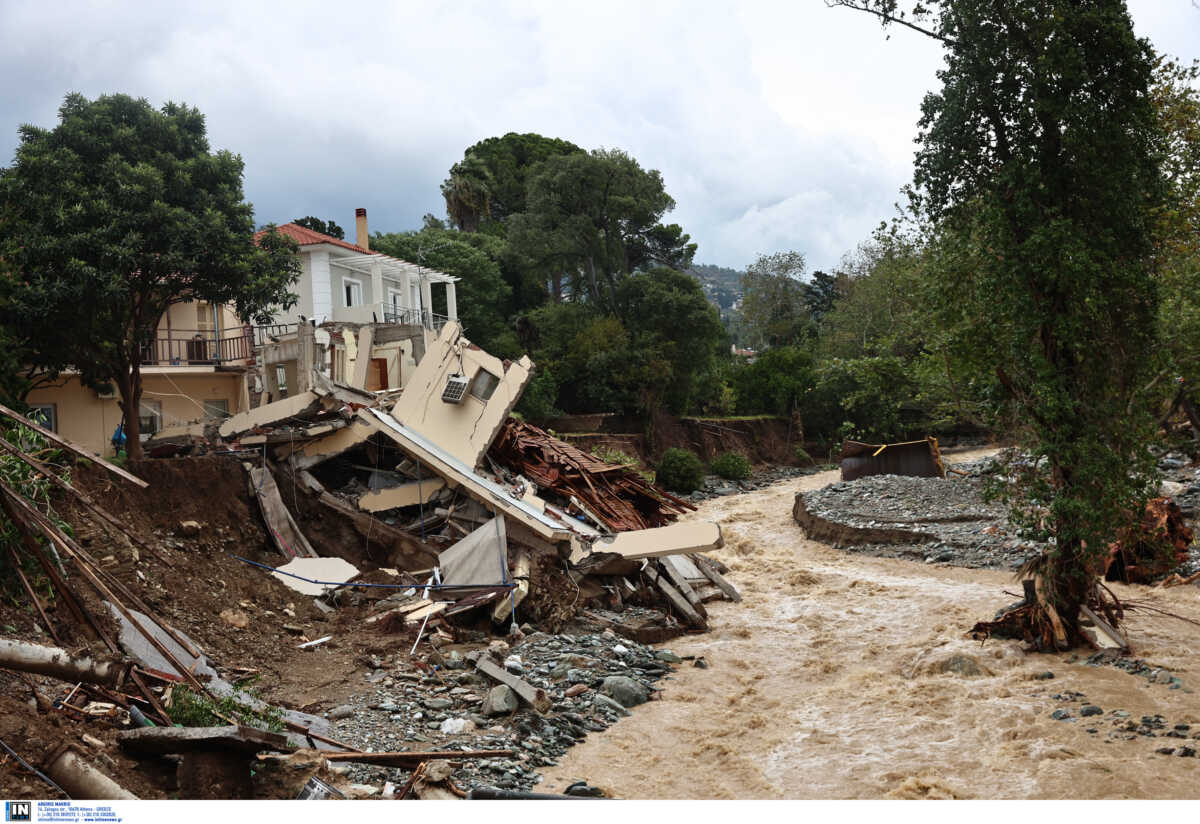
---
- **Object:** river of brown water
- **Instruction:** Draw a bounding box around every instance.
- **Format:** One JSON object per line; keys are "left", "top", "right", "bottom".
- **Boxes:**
{"left": 540, "top": 454, "right": 1200, "bottom": 799}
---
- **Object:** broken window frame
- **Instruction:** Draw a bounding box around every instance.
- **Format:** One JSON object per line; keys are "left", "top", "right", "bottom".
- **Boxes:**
{"left": 469, "top": 368, "right": 500, "bottom": 402}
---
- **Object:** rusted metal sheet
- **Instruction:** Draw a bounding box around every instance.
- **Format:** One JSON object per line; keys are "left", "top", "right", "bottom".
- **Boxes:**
{"left": 840, "top": 436, "right": 945, "bottom": 481}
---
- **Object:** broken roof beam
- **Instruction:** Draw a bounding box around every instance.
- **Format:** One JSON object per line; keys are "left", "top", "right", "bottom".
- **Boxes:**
{"left": 0, "top": 401, "right": 148, "bottom": 488}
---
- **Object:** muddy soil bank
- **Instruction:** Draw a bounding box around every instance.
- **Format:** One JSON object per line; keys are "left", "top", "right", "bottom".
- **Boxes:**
{"left": 538, "top": 454, "right": 1200, "bottom": 799}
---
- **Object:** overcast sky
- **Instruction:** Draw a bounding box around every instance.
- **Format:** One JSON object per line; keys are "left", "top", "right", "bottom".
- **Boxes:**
{"left": 2, "top": 1, "right": 1197, "bottom": 272}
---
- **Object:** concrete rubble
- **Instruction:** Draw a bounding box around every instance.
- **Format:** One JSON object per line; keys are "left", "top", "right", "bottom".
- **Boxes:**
{"left": 0, "top": 324, "right": 742, "bottom": 800}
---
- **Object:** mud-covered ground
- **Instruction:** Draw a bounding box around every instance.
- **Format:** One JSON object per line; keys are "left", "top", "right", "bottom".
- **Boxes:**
{"left": 539, "top": 452, "right": 1200, "bottom": 799}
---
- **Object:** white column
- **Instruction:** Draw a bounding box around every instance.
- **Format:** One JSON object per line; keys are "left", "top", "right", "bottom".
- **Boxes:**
{"left": 445, "top": 282, "right": 457, "bottom": 321}
{"left": 419, "top": 277, "right": 433, "bottom": 326}
{"left": 369, "top": 261, "right": 384, "bottom": 318}
{"left": 310, "top": 251, "right": 333, "bottom": 323}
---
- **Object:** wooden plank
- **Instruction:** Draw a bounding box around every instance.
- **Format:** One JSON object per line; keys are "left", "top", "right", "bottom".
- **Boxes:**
{"left": 250, "top": 467, "right": 318, "bottom": 559}
{"left": 404, "top": 602, "right": 448, "bottom": 624}
{"left": 691, "top": 554, "right": 741, "bottom": 603}
{"left": 658, "top": 556, "right": 708, "bottom": 618}
{"left": 474, "top": 656, "right": 552, "bottom": 714}
{"left": 492, "top": 548, "right": 529, "bottom": 623}
{"left": 643, "top": 563, "right": 706, "bottom": 628}
{"left": 0, "top": 401, "right": 148, "bottom": 488}
{"left": 1080, "top": 604, "right": 1129, "bottom": 651}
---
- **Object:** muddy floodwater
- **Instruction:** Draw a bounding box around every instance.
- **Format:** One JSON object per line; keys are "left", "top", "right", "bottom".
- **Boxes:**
{"left": 540, "top": 453, "right": 1200, "bottom": 799}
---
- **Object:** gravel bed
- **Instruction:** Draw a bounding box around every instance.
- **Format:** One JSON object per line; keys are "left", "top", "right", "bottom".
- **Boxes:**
{"left": 325, "top": 629, "right": 686, "bottom": 794}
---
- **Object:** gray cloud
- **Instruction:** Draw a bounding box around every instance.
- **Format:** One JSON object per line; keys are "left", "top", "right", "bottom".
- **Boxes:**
{"left": 2, "top": 0, "right": 1196, "bottom": 272}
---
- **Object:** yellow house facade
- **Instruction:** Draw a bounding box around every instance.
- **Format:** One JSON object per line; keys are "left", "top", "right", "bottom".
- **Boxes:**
{"left": 25, "top": 300, "right": 253, "bottom": 457}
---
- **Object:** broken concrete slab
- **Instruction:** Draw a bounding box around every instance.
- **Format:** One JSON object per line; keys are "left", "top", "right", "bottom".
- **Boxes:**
{"left": 358, "top": 477, "right": 445, "bottom": 512}
{"left": 117, "top": 725, "right": 291, "bottom": 755}
{"left": 271, "top": 557, "right": 360, "bottom": 596}
{"left": 360, "top": 408, "right": 575, "bottom": 544}
{"left": 219, "top": 392, "right": 320, "bottom": 440}
{"left": 572, "top": 521, "right": 724, "bottom": 565}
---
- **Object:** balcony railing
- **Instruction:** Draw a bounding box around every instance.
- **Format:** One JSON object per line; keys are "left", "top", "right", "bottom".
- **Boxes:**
{"left": 382, "top": 307, "right": 450, "bottom": 333}
{"left": 252, "top": 323, "right": 300, "bottom": 348}
{"left": 139, "top": 329, "right": 254, "bottom": 367}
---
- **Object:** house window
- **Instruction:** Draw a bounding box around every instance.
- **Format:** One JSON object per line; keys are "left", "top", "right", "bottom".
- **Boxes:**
{"left": 469, "top": 368, "right": 500, "bottom": 402}
{"left": 203, "top": 399, "right": 229, "bottom": 419}
{"left": 275, "top": 365, "right": 289, "bottom": 399}
{"left": 28, "top": 404, "right": 57, "bottom": 432}
{"left": 196, "top": 301, "right": 215, "bottom": 333}
{"left": 343, "top": 277, "right": 363, "bottom": 308}
{"left": 138, "top": 399, "right": 162, "bottom": 437}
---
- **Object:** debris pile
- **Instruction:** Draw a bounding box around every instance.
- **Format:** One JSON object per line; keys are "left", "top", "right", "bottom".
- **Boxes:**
{"left": 329, "top": 628, "right": 688, "bottom": 794}
{"left": 0, "top": 322, "right": 743, "bottom": 800}
{"left": 488, "top": 418, "right": 694, "bottom": 531}
{"left": 1105, "top": 497, "right": 1193, "bottom": 584}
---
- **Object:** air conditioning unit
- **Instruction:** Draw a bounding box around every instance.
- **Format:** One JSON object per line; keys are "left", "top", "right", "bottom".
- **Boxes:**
{"left": 441, "top": 373, "right": 469, "bottom": 404}
{"left": 95, "top": 382, "right": 118, "bottom": 400}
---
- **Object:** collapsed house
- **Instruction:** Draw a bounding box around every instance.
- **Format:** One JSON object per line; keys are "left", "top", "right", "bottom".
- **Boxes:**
{"left": 155, "top": 320, "right": 736, "bottom": 642}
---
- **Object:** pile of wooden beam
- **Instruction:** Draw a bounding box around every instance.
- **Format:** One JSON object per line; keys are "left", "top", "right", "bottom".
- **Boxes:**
{"left": 488, "top": 418, "right": 693, "bottom": 532}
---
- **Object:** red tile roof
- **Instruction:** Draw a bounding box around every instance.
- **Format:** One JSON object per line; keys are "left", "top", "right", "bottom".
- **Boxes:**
{"left": 256, "top": 222, "right": 375, "bottom": 255}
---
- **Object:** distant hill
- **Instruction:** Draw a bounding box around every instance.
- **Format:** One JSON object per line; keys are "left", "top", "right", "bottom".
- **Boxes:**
{"left": 688, "top": 263, "right": 744, "bottom": 310}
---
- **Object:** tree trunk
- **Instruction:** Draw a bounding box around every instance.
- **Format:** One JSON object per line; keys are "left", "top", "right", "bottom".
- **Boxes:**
{"left": 117, "top": 363, "right": 144, "bottom": 460}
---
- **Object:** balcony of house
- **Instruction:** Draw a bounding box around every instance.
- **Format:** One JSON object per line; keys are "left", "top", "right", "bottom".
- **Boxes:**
{"left": 138, "top": 328, "right": 255, "bottom": 369}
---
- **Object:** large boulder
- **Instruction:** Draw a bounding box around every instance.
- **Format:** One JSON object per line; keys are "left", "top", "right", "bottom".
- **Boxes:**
{"left": 600, "top": 675, "right": 649, "bottom": 708}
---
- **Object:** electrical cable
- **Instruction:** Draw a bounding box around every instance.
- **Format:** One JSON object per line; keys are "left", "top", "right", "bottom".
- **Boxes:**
{"left": 0, "top": 734, "right": 71, "bottom": 798}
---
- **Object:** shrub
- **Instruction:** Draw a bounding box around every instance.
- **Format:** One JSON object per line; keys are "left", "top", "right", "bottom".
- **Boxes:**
{"left": 590, "top": 445, "right": 638, "bottom": 467}
{"left": 794, "top": 445, "right": 813, "bottom": 466}
{"left": 710, "top": 451, "right": 752, "bottom": 481}
{"left": 656, "top": 447, "right": 706, "bottom": 493}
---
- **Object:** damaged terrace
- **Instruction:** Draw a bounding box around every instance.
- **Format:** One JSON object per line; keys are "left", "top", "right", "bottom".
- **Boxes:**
{"left": 0, "top": 321, "right": 739, "bottom": 800}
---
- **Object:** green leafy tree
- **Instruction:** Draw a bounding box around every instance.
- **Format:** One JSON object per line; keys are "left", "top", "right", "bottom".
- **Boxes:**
{"left": 739, "top": 251, "right": 811, "bottom": 348}
{"left": 292, "top": 216, "right": 345, "bottom": 239}
{"left": 0, "top": 93, "right": 300, "bottom": 458}
{"left": 510, "top": 149, "right": 696, "bottom": 310}
{"left": 442, "top": 132, "right": 584, "bottom": 232}
{"left": 836, "top": 1, "right": 1167, "bottom": 646}
{"left": 732, "top": 346, "right": 816, "bottom": 418}
{"left": 804, "top": 270, "right": 840, "bottom": 322}
{"left": 1152, "top": 57, "right": 1200, "bottom": 395}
